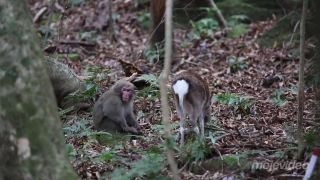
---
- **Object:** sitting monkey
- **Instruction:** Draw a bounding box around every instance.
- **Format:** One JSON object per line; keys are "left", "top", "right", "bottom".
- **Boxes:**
{"left": 93, "top": 80, "right": 141, "bottom": 135}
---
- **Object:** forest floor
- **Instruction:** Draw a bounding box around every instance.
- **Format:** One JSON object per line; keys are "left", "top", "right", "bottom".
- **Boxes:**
{"left": 30, "top": 0, "right": 316, "bottom": 179}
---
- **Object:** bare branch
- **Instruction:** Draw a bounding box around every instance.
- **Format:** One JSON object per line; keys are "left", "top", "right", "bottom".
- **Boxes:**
{"left": 208, "top": 0, "right": 227, "bottom": 28}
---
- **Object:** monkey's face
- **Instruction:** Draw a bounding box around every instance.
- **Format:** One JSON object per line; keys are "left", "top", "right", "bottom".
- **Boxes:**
{"left": 121, "top": 86, "right": 134, "bottom": 102}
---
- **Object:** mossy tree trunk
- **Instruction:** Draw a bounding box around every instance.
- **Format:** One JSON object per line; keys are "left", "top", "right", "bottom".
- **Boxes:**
{"left": 0, "top": 0, "right": 78, "bottom": 179}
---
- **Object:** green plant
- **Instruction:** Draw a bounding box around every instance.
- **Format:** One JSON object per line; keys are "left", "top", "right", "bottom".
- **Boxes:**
{"left": 90, "top": 132, "right": 136, "bottom": 147}
{"left": 213, "top": 92, "right": 254, "bottom": 114}
{"left": 66, "top": 80, "right": 98, "bottom": 103}
{"left": 66, "top": 144, "right": 77, "bottom": 157}
{"left": 80, "top": 30, "right": 98, "bottom": 41}
{"left": 137, "top": 11, "right": 150, "bottom": 29}
{"left": 144, "top": 44, "right": 165, "bottom": 63}
{"left": 271, "top": 150, "right": 286, "bottom": 159}
{"left": 200, "top": 7, "right": 218, "bottom": 16}
{"left": 190, "top": 18, "right": 219, "bottom": 38}
{"left": 288, "top": 84, "right": 298, "bottom": 95}
{"left": 227, "top": 56, "right": 247, "bottom": 73}
{"left": 228, "top": 15, "right": 250, "bottom": 26}
{"left": 68, "top": 0, "right": 85, "bottom": 6}
{"left": 110, "top": 153, "right": 167, "bottom": 179}
{"left": 38, "top": 25, "right": 55, "bottom": 37}
{"left": 66, "top": 64, "right": 110, "bottom": 103}
{"left": 63, "top": 119, "right": 92, "bottom": 137}
{"left": 181, "top": 39, "right": 190, "bottom": 48}
{"left": 182, "top": 138, "right": 210, "bottom": 162}
{"left": 208, "top": 131, "right": 226, "bottom": 144}
{"left": 151, "top": 124, "right": 165, "bottom": 132}
{"left": 228, "top": 24, "right": 249, "bottom": 38}
{"left": 282, "top": 122, "right": 295, "bottom": 142}
{"left": 136, "top": 74, "right": 159, "bottom": 87}
{"left": 190, "top": 138, "right": 209, "bottom": 162}
{"left": 146, "top": 144, "right": 164, "bottom": 154}
{"left": 186, "top": 31, "right": 201, "bottom": 41}
{"left": 52, "top": 12, "right": 63, "bottom": 22}
{"left": 304, "top": 128, "right": 320, "bottom": 150}
{"left": 135, "top": 74, "right": 160, "bottom": 100}
{"left": 99, "top": 151, "right": 115, "bottom": 162}
{"left": 84, "top": 64, "right": 111, "bottom": 82}
{"left": 270, "top": 88, "right": 287, "bottom": 106}
{"left": 223, "top": 154, "right": 240, "bottom": 167}
{"left": 67, "top": 53, "right": 80, "bottom": 61}
{"left": 134, "top": 0, "right": 149, "bottom": 6}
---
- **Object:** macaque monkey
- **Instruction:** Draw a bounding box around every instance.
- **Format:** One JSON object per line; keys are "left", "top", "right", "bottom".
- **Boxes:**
{"left": 172, "top": 70, "right": 211, "bottom": 145}
{"left": 93, "top": 80, "right": 141, "bottom": 135}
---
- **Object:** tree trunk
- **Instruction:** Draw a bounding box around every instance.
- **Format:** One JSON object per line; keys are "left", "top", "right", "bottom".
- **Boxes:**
{"left": 296, "top": 0, "right": 307, "bottom": 160}
{"left": 159, "top": 0, "right": 180, "bottom": 179}
{"left": 0, "top": 0, "right": 78, "bottom": 179}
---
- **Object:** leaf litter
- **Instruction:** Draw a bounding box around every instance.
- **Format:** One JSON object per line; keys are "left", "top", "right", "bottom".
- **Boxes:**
{"left": 29, "top": 0, "right": 316, "bottom": 179}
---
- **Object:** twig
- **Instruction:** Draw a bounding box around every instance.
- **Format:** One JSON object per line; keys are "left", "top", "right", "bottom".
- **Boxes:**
{"left": 207, "top": 132, "right": 234, "bottom": 143}
{"left": 57, "top": 40, "right": 96, "bottom": 47}
{"left": 54, "top": 2, "right": 65, "bottom": 13}
{"left": 201, "top": 171, "right": 209, "bottom": 179}
{"left": 33, "top": 6, "right": 48, "bottom": 23}
{"left": 181, "top": 0, "right": 194, "bottom": 22}
{"left": 289, "top": 20, "right": 300, "bottom": 46}
{"left": 178, "top": 160, "right": 190, "bottom": 173}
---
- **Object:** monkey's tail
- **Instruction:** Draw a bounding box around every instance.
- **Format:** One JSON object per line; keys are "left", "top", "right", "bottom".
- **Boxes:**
{"left": 172, "top": 79, "right": 189, "bottom": 114}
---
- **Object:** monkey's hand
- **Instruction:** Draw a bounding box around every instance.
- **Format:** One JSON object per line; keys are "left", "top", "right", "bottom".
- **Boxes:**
{"left": 124, "top": 127, "right": 142, "bottom": 135}
{"left": 129, "top": 120, "right": 143, "bottom": 135}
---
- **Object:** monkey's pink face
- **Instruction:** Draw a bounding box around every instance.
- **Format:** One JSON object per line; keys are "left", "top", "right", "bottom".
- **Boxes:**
{"left": 121, "top": 87, "right": 133, "bottom": 102}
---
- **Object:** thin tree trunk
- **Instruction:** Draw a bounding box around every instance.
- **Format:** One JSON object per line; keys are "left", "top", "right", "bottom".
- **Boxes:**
{"left": 0, "top": 0, "right": 78, "bottom": 179}
{"left": 297, "top": 0, "right": 308, "bottom": 160}
{"left": 159, "top": 0, "right": 180, "bottom": 179}
{"left": 107, "top": 0, "right": 116, "bottom": 42}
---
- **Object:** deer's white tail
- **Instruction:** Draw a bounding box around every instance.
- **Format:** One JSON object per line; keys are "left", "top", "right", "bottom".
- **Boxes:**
{"left": 172, "top": 79, "right": 189, "bottom": 113}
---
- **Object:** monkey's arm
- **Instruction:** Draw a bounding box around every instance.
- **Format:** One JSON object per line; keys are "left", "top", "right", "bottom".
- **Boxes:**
{"left": 102, "top": 98, "right": 138, "bottom": 134}
{"left": 126, "top": 112, "right": 138, "bottom": 127}
{"left": 125, "top": 103, "right": 139, "bottom": 128}
{"left": 118, "top": 117, "right": 138, "bottom": 134}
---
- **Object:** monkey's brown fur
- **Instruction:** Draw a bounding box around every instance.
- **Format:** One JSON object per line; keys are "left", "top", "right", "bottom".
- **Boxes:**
{"left": 93, "top": 80, "right": 141, "bottom": 134}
